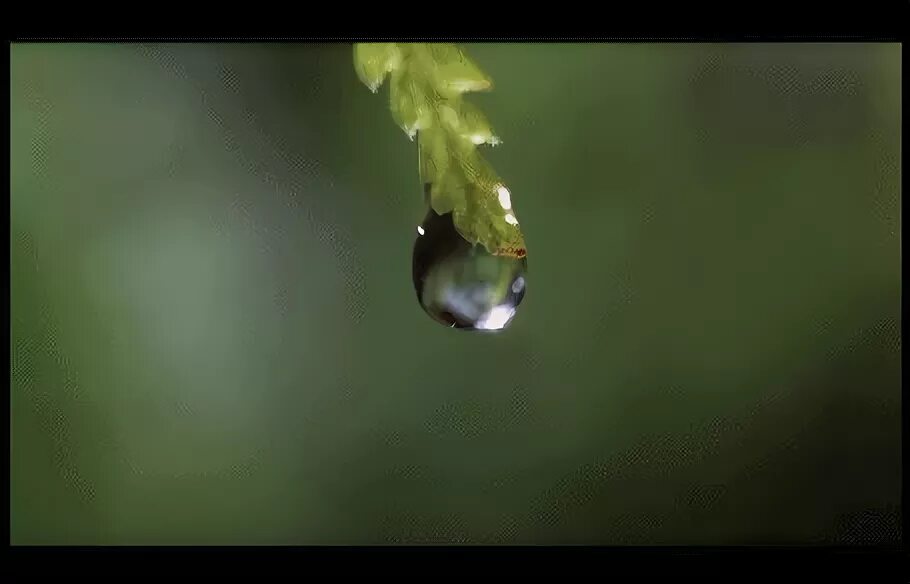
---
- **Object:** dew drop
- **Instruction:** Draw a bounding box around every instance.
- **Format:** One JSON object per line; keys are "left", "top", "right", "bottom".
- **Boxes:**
{"left": 412, "top": 200, "right": 528, "bottom": 332}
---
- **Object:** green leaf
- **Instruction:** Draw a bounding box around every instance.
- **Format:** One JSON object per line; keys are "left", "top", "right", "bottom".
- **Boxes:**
{"left": 418, "top": 127, "right": 449, "bottom": 185}
{"left": 456, "top": 101, "right": 499, "bottom": 146}
{"left": 353, "top": 43, "right": 400, "bottom": 92}
{"left": 454, "top": 182, "right": 526, "bottom": 257}
{"left": 430, "top": 172, "right": 466, "bottom": 215}
{"left": 388, "top": 70, "right": 415, "bottom": 136}
{"left": 427, "top": 44, "right": 492, "bottom": 96}
{"left": 436, "top": 101, "right": 498, "bottom": 147}
{"left": 355, "top": 42, "right": 526, "bottom": 258}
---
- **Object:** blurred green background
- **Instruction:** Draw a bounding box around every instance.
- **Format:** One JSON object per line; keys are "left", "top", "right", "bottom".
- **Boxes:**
{"left": 10, "top": 42, "right": 901, "bottom": 545}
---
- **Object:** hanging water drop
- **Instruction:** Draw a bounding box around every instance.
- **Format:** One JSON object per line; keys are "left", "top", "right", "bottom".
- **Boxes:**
{"left": 352, "top": 43, "right": 531, "bottom": 332}
{"left": 412, "top": 190, "right": 528, "bottom": 331}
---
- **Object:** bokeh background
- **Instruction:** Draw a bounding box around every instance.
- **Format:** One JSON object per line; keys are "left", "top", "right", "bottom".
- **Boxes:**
{"left": 10, "top": 42, "right": 901, "bottom": 545}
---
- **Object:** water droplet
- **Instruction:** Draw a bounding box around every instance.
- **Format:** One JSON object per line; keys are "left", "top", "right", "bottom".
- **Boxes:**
{"left": 412, "top": 206, "right": 528, "bottom": 332}
{"left": 497, "top": 185, "right": 512, "bottom": 210}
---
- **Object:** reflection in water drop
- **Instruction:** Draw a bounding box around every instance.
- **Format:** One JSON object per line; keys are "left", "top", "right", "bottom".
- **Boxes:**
{"left": 412, "top": 208, "right": 527, "bottom": 331}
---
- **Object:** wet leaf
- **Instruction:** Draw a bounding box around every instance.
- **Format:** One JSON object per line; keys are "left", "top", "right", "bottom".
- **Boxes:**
{"left": 354, "top": 42, "right": 525, "bottom": 257}
{"left": 353, "top": 43, "right": 399, "bottom": 92}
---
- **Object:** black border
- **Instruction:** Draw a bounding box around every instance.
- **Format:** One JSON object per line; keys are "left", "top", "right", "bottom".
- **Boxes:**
{"left": 7, "top": 544, "right": 907, "bottom": 579}
{"left": 6, "top": 0, "right": 909, "bottom": 44}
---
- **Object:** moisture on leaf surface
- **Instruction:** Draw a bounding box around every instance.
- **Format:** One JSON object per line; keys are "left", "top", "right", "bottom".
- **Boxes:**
{"left": 353, "top": 42, "right": 527, "bottom": 259}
